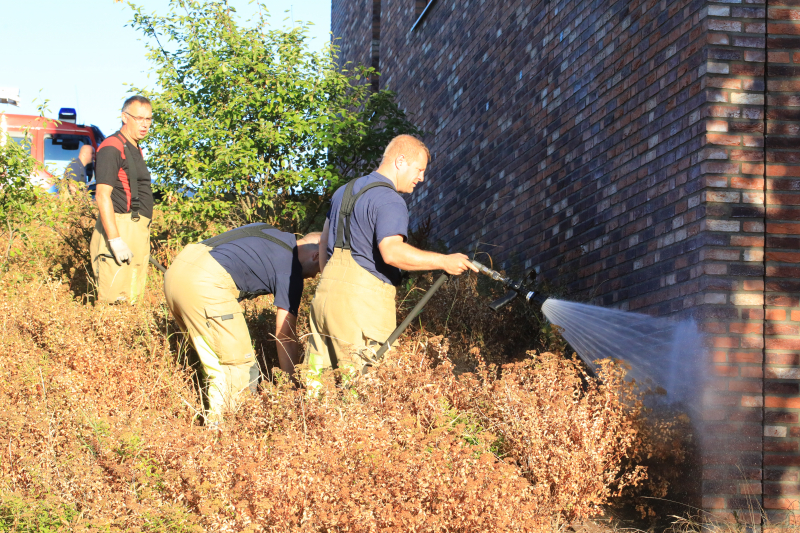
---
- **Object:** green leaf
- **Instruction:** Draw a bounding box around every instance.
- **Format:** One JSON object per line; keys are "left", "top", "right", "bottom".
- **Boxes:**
{"left": 128, "top": 0, "right": 423, "bottom": 235}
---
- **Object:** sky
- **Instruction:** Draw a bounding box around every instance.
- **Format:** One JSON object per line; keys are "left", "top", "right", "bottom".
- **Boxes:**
{"left": 1, "top": 0, "right": 332, "bottom": 137}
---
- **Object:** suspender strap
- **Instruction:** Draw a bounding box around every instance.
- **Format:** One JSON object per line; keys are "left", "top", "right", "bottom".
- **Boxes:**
{"left": 333, "top": 181, "right": 357, "bottom": 250}
{"left": 334, "top": 181, "right": 396, "bottom": 250}
{"left": 202, "top": 223, "right": 294, "bottom": 301}
{"left": 202, "top": 223, "right": 293, "bottom": 252}
{"left": 122, "top": 140, "right": 141, "bottom": 221}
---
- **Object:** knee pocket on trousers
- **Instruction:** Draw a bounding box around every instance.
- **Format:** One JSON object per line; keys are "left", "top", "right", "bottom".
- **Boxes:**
{"left": 204, "top": 302, "right": 253, "bottom": 365}
{"left": 362, "top": 326, "right": 393, "bottom": 348}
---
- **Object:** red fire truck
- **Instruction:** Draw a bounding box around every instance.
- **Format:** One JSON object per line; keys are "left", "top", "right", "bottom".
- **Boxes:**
{"left": 1, "top": 107, "right": 105, "bottom": 192}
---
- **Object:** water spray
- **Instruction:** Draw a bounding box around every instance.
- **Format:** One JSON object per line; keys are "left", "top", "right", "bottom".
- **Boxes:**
{"left": 371, "top": 257, "right": 703, "bottom": 406}
{"left": 469, "top": 260, "right": 703, "bottom": 402}
{"left": 490, "top": 266, "right": 708, "bottom": 409}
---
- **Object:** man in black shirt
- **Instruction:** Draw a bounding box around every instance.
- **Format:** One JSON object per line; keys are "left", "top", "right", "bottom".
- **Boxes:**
{"left": 89, "top": 95, "right": 154, "bottom": 304}
{"left": 164, "top": 225, "right": 321, "bottom": 427}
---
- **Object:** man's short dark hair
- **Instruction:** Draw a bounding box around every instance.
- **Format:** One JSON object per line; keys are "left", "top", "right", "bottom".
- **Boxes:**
{"left": 122, "top": 95, "right": 152, "bottom": 112}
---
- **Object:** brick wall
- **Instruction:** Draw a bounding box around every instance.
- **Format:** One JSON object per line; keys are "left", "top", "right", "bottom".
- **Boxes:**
{"left": 699, "top": 2, "right": 768, "bottom": 522}
{"left": 764, "top": 1, "right": 800, "bottom": 521}
{"left": 697, "top": 0, "right": 800, "bottom": 523}
{"left": 331, "top": 0, "right": 373, "bottom": 73}
{"left": 373, "top": 0, "right": 708, "bottom": 317}
{"left": 331, "top": 0, "right": 800, "bottom": 521}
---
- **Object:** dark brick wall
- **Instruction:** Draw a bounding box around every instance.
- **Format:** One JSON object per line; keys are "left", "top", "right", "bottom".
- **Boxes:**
{"left": 331, "top": 0, "right": 373, "bottom": 72}
{"left": 333, "top": 0, "right": 708, "bottom": 475}
{"left": 332, "top": 0, "right": 800, "bottom": 519}
{"left": 373, "top": 0, "right": 708, "bottom": 318}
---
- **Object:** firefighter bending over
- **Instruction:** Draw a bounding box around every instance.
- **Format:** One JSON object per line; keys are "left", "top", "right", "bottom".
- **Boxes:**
{"left": 164, "top": 224, "right": 321, "bottom": 427}
{"left": 90, "top": 95, "right": 154, "bottom": 304}
{"left": 305, "top": 134, "right": 477, "bottom": 382}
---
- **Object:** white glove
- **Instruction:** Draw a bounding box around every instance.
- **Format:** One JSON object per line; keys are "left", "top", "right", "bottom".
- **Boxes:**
{"left": 108, "top": 237, "right": 134, "bottom": 265}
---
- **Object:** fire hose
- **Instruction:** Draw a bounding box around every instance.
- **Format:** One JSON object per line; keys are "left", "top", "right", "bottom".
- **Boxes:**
{"left": 149, "top": 255, "right": 167, "bottom": 273}
{"left": 372, "top": 259, "right": 547, "bottom": 361}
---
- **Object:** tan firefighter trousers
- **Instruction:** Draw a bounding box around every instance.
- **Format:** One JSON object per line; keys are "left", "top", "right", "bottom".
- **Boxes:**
{"left": 305, "top": 248, "right": 397, "bottom": 387}
{"left": 163, "top": 243, "right": 259, "bottom": 425}
{"left": 90, "top": 213, "right": 150, "bottom": 304}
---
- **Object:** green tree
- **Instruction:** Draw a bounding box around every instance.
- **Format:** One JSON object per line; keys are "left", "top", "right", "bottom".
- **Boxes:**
{"left": 0, "top": 133, "right": 37, "bottom": 223}
{"left": 0, "top": 128, "right": 39, "bottom": 262}
{"left": 0, "top": 130, "right": 38, "bottom": 231}
{"left": 130, "top": 0, "right": 421, "bottom": 241}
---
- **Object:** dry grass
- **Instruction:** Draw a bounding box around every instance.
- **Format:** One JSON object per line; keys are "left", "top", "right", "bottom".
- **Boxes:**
{"left": 0, "top": 195, "right": 708, "bottom": 532}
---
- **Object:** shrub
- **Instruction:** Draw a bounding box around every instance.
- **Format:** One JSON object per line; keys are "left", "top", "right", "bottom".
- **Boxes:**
{"left": 0, "top": 495, "right": 78, "bottom": 533}
{"left": 0, "top": 131, "right": 38, "bottom": 229}
{"left": 0, "top": 198, "right": 696, "bottom": 531}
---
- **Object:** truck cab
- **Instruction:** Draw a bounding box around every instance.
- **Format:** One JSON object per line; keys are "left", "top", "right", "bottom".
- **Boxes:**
{"left": 1, "top": 108, "right": 105, "bottom": 193}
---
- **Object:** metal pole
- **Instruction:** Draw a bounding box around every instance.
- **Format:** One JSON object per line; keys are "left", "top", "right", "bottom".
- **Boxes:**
{"left": 374, "top": 272, "right": 449, "bottom": 360}
{"left": 149, "top": 255, "right": 167, "bottom": 273}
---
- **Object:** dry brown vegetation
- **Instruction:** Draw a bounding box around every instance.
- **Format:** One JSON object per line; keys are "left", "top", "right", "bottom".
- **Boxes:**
{"left": 0, "top": 194, "right": 701, "bottom": 532}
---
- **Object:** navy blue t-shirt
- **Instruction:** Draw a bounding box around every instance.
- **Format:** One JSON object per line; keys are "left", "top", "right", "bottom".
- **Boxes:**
{"left": 64, "top": 158, "right": 86, "bottom": 183}
{"left": 209, "top": 225, "right": 304, "bottom": 316}
{"left": 326, "top": 172, "right": 408, "bottom": 285}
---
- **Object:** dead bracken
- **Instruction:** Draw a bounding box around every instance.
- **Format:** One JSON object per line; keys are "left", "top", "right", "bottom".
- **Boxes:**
{"left": 0, "top": 194, "right": 693, "bottom": 532}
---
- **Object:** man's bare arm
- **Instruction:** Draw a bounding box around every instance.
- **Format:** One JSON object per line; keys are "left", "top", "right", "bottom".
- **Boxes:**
{"left": 275, "top": 308, "right": 300, "bottom": 375}
{"left": 378, "top": 235, "right": 478, "bottom": 276}
{"left": 95, "top": 184, "right": 120, "bottom": 240}
{"left": 319, "top": 218, "right": 329, "bottom": 273}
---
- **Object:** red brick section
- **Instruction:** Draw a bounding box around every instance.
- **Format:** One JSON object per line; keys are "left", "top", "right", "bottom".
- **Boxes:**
{"left": 700, "top": 2, "right": 768, "bottom": 523}
{"left": 764, "top": 1, "right": 800, "bottom": 521}
{"left": 331, "top": 0, "right": 800, "bottom": 521}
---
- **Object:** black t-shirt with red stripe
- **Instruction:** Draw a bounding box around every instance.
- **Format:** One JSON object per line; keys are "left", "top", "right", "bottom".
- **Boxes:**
{"left": 96, "top": 131, "right": 153, "bottom": 219}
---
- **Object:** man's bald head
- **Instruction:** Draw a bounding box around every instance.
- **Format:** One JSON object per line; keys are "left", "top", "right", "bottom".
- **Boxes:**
{"left": 297, "top": 232, "right": 322, "bottom": 278}
{"left": 380, "top": 135, "right": 430, "bottom": 166}
{"left": 79, "top": 145, "right": 94, "bottom": 166}
{"left": 375, "top": 134, "right": 430, "bottom": 193}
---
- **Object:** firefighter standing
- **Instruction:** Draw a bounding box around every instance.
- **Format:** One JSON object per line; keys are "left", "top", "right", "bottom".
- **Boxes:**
{"left": 305, "top": 135, "right": 477, "bottom": 381}
{"left": 89, "top": 95, "right": 154, "bottom": 304}
{"left": 64, "top": 145, "right": 94, "bottom": 184}
{"left": 164, "top": 225, "right": 321, "bottom": 426}
{"left": 61, "top": 145, "right": 94, "bottom": 197}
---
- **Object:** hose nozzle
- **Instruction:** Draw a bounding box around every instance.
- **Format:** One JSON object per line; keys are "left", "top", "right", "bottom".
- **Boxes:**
{"left": 470, "top": 259, "right": 548, "bottom": 310}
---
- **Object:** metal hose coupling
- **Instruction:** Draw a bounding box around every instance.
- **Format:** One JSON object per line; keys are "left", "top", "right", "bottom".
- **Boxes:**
{"left": 470, "top": 259, "right": 548, "bottom": 310}
{"left": 470, "top": 259, "right": 512, "bottom": 283}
